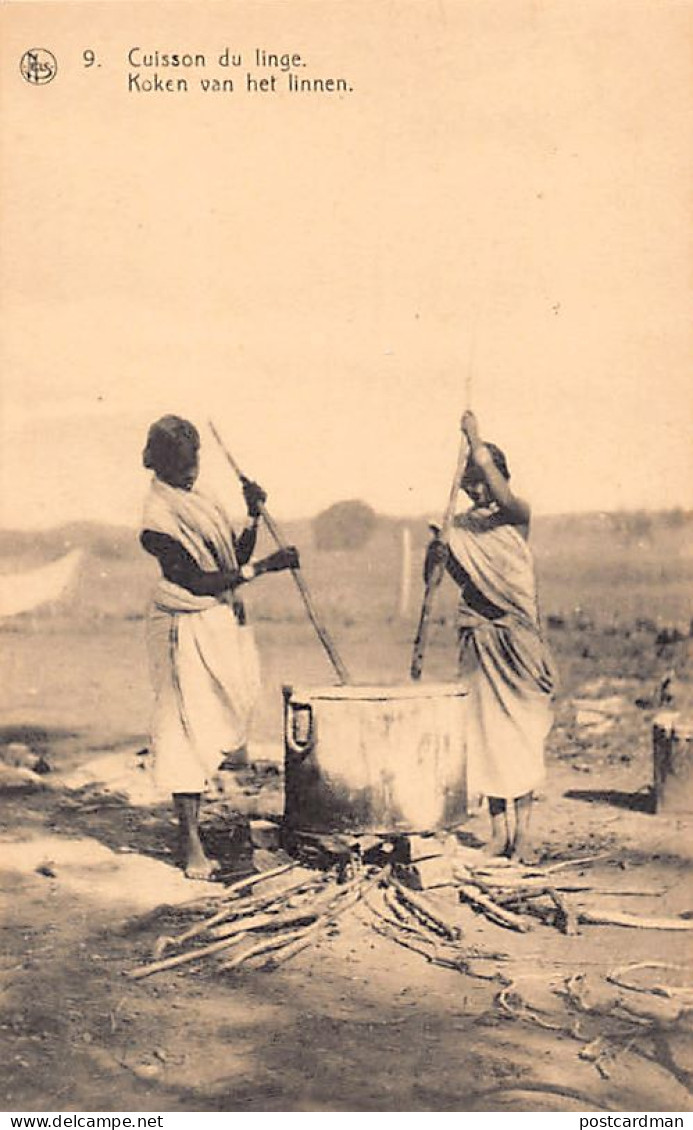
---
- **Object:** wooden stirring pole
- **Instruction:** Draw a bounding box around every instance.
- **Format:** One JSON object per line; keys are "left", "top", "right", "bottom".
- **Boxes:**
{"left": 208, "top": 420, "right": 350, "bottom": 684}
{"left": 410, "top": 420, "right": 469, "bottom": 680}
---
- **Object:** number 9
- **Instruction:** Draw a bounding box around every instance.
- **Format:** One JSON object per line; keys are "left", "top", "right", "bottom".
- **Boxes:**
{"left": 83, "top": 49, "right": 97, "bottom": 67}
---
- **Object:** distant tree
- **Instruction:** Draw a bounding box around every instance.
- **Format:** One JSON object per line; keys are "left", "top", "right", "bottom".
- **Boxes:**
{"left": 313, "top": 500, "right": 377, "bottom": 551}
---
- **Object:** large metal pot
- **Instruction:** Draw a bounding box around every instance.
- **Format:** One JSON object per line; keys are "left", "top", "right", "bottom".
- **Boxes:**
{"left": 283, "top": 682, "right": 468, "bottom": 834}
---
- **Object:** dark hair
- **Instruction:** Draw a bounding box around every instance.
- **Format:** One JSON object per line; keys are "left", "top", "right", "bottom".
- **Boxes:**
{"left": 143, "top": 415, "right": 199, "bottom": 481}
{"left": 461, "top": 441, "right": 510, "bottom": 486}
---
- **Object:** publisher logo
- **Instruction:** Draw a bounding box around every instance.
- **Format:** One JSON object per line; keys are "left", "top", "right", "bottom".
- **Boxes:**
{"left": 20, "top": 48, "right": 57, "bottom": 85}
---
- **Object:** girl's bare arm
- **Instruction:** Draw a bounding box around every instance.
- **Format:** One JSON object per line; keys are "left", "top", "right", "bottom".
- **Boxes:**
{"left": 462, "top": 411, "right": 531, "bottom": 527}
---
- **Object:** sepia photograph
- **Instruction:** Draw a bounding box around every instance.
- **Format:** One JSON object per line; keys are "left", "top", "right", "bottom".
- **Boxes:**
{"left": 1, "top": 0, "right": 692, "bottom": 1116}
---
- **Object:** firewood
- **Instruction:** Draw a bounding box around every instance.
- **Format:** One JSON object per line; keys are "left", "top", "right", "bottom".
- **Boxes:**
{"left": 391, "top": 878, "right": 462, "bottom": 940}
{"left": 458, "top": 884, "right": 532, "bottom": 933}
{"left": 366, "top": 888, "right": 463, "bottom": 961}
{"left": 383, "top": 886, "right": 411, "bottom": 925}
{"left": 371, "top": 887, "right": 509, "bottom": 968}
{"left": 218, "top": 861, "right": 296, "bottom": 900}
{"left": 127, "top": 931, "right": 252, "bottom": 979}
{"left": 217, "top": 926, "right": 309, "bottom": 971}
{"left": 153, "top": 874, "right": 324, "bottom": 955}
{"left": 130, "top": 876, "right": 333, "bottom": 978}
{"left": 381, "top": 887, "right": 469, "bottom": 963}
{"left": 492, "top": 887, "right": 549, "bottom": 908}
{"left": 265, "top": 874, "right": 389, "bottom": 971}
{"left": 369, "top": 917, "right": 465, "bottom": 971}
{"left": 547, "top": 889, "right": 579, "bottom": 935}
{"left": 578, "top": 909, "right": 693, "bottom": 931}
{"left": 209, "top": 906, "right": 318, "bottom": 940}
{"left": 220, "top": 868, "right": 385, "bottom": 971}
{"left": 131, "top": 880, "right": 336, "bottom": 979}
{"left": 535, "top": 853, "right": 613, "bottom": 875}
{"left": 260, "top": 933, "right": 314, "bottom": 969}
{"left": 471, "top": 872, "right": 658, "bottom": 897}
{"left": 207, "top": 911, "right": 289, "bottom": 939}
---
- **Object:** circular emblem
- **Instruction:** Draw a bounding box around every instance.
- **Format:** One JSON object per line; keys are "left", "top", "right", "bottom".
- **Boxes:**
{"left": 20, "top": 49, "right": 57, "bottom": 85}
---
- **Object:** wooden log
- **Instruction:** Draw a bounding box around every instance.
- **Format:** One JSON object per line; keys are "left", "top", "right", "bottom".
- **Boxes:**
{"left": 221, "top": 868, "right": 384, "bottom": 971}
{"left": 458, "top": 884, "right": 532, "bottom": 933}
{"left": 547, "top": 889, "right": 579, "bottom": 936}
{"left": 391, "top": 878, "right": 462, "bottom": 940}
{"left": 383, "top": 885, "right": 414, "bottom": 926}
{"left": 472, "top": 873, "right": 658, "bottom": 897}
{"left": 131, "top": 881, "right": 339, "bottom": 980}
{"left": 127, "top": 932, "right": 252, "bottom": 980}
{"left": 217, "top": 926, "right": 309, "bottom": 971}
{"left": 369, "top": 917, "right": 465, "bottom": 971}
{"left": 367, "top": 887, "right": 468, "bottom": 961}
{"left": 218, "top": 862, "right": 296, "bottom": 901}
{"left": 259, "top": 933, "right": 314, "bottom": 970}
{"left": 209, "top": 907, "right": 318, "bottom": 939}
{"left": 208, "top": 880, "right": 342, "bottom": 940}
{"left": 578, "top": 908, "right": 693, "bottom": 931}
{"left": 154, "top": 874, "right": 323, "bottom": 954}
{"left": 537, "top": 853, "right": 613, "bottom": 874}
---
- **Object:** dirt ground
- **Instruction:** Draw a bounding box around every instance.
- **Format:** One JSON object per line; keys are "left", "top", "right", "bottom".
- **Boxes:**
{"left": 1, "top": 616, "right": 692, "bottom": 1112}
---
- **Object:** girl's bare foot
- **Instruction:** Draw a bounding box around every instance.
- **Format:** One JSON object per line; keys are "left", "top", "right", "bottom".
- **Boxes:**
{"left": 184, "top": 854, "right": 217, "bottom": 881}
{"left": 511, "top": 792, "right": 535, "bottom": 864}
{"left": 487, "top": 834, "right": 510, "bottom": 857}
{"left": 174, "top": 792, "right": 217, "bottom": 881}
{"left": 511, "top": 836, "right": 539, "bottom": 866}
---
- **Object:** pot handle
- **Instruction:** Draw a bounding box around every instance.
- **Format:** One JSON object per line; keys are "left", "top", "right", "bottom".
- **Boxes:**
{"left": 285, "top": 701, "right": 315, "bottom": 757}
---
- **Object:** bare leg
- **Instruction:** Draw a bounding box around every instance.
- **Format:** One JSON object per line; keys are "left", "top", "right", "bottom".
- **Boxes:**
{"left": 487, "top": 796, "right": 510, "bottom": 856}
{"left": 511, "top": 792, "right": 535, "bottom": 863}
{"left": 173, "top": 793, "right": 216, "bottom": 880}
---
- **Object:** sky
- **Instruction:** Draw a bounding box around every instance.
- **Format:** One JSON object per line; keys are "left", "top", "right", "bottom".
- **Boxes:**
{"left": 1, "top": 0, "right": 692, "bottom": 529}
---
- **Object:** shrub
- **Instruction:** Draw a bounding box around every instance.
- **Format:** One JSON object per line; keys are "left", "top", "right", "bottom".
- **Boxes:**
{"left": 313, "top": 500, "right": 377, "bottom": 552}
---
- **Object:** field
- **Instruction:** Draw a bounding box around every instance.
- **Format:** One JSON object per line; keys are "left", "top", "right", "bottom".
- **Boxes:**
{"left": 1, "top": 510, "right": 692, "bottom": 1112}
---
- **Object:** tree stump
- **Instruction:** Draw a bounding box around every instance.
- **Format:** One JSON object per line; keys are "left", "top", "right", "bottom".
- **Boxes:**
{"left": 653, "top": 711, "right": 693, "bottom": 814}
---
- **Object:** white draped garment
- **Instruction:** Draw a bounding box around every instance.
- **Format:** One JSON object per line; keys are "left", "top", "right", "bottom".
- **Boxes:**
{"left": 449, "top": 508, "right": 556, "bottom": 800}
{"left": 142, "top": 478, "right": 260, "bottom": 794}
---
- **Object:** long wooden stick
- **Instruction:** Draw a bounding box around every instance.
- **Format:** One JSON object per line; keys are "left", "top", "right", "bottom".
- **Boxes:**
{"left": 208, "top": 420, "right": 350, "bottom": 684}
{"left": 410, "top": 422, "right": 469, "bottom": 679}
{"left": 458, "top": 883, "right": 533, "bottom": 933}
{"left": 578, "top": 909, "right": 693, "bottom": 931}
{"left": 391, "top": 877, "right": 463, "bottom": 940}
{"left": 127, "top": 931, "right": 254, "bottom": 980}
{"left": 220, "top": 868, "right": 384, "bottom": 971}
{"left": 156, "top": 873, "right": 322, "bottom": 955}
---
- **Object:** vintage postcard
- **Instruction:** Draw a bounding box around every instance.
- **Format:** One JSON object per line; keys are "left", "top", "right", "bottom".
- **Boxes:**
{"left": 1, "top": 0, "right": 691, "bottom": 1116}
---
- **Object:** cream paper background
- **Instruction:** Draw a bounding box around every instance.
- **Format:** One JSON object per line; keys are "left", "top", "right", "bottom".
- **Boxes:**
{"left": 1, "top": 0, "right": 691, "bottom": 528}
